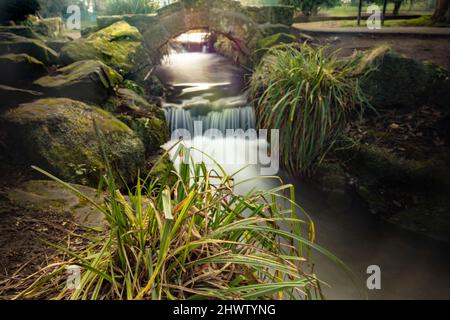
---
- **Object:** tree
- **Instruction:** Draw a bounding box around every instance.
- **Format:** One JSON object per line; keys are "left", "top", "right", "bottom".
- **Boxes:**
{"left": 432, "top": 0, "right": 450, "bottom": 23}
{"left": 0, "top": 0, "right": 40, "bottom": 24}
{"left": 284, "top": 0, "right": 340, "bottom": 18}
{"left": 392, "top": 0, "right": 403, "bottom": 15}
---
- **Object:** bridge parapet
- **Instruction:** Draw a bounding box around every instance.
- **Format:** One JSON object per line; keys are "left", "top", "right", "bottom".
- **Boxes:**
{"left": 97, "top": 0, "right": 294, "bottom": 32}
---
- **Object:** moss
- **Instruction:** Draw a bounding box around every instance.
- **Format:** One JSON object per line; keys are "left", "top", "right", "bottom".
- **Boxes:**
{"left": 313, "top": 162, "right": 346, "bottom": 192}
{"left": 32, "top": 17, "right": 64, "bottom": 39}
{"left": 60, "top": 21, "right": 143, "bottom": 72}
{"left": 105, "top": 87, "right": 166, "bottom": 120}
{"left": 118, "top": 115, "right": 168, "bottom": 154}
{"left": 257, "top": 33, "right": 297, "bottom": 49}
{"left": 33, "top": 60, "right": 123, "bottom": 104}
{"left": 255, "top": 33, "right": 297, "bottom": 62}
{"left": 0, "top": 32, "right": 58, "bottom": 65}
{"left": 1, "top": 98, "right": 145, "bottom": 187}
{"left": 356, "top": 45, "right": 449, "bottom": 109}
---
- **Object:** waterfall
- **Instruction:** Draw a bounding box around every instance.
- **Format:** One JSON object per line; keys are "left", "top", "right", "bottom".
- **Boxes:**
{"left": 165, "top": 106, "right": 256, "bottom": 136}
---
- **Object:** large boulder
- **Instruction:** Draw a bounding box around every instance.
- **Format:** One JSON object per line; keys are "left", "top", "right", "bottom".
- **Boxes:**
{"left": 0, "top": 32, "right": 58, "bottom": 65}
{"left": 60, "top": 21, "right": 143, "bottom": 73}
{"left": 357, "top": 45, "right": 450, "bottom": 109}
{"left": 0, "top": 53, "right": 47, "bottom": 86}
{"left": 0, "top": 84, "right": 42, "bottom": 110}
{"left": 0, "top": 98, "right": 145, "bottom": 186}
{"left": 33, "top": 60, "right": 123, "bottom": 104}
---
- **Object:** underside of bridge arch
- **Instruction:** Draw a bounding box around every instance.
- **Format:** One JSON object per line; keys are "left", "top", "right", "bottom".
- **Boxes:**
{"left": 141, "top": 2, "right": 264, "bottom": 63}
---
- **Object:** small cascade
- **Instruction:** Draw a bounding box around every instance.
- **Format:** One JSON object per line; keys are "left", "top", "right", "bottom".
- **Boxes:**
{"left": 165, "top": 106, "right": 256, "bottom": 136}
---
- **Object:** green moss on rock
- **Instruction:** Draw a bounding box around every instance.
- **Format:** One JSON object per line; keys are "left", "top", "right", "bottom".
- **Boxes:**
{"left": 257, "top": 32, "right": 297, "bottom": 49}
{"left": 34, "top": 60, "right": 123, "bottom": 104}
{"left": 0, "top": 98, "right": 145, "bottom": 187}
{"left": 60, "top": 21, "right": 143, "bottom": 73}
{"left": 32, "top": 17, "right": 64, "bottom": 39}
{"left": 356, "top": 45, "right": 450, "bottom": 109}
{"left": 106, "top": 88, "right": 165, "bottom": 120}
{"left": 0, "top": 32, "right": 58, "bottom": 65}
{"left": 118, "top": 114, "right": 168, "bottom": 154}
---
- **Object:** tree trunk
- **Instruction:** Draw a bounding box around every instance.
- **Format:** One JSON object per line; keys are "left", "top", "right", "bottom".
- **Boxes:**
{"left": 433, "top": 0, "right": 450, "bottom": 23}
{"left": 357, "top": 0, "right": 363, "bottom": 26}
{"left": 382, "top": 0, "right": 388, "bottom": 25}
{"left": 393, "top": 1, "right": 402, "bottom": 15}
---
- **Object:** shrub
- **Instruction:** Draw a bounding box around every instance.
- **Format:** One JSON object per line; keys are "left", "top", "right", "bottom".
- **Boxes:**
{"left": 250, "top": 43, "right": 369, "bottom": 175}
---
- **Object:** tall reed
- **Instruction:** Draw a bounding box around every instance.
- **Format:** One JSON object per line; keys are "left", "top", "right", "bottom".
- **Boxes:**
{"left": 250, "top": 43, "right": 369, "bottom": 175}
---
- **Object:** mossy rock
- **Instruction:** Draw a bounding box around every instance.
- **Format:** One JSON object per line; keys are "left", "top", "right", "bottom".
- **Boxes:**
{"left": 257, "top": 32, "right": 297, "bottom": 49}
{"left": 118, "top": 114, "right": 168, "bottom": 155}
{"left": 0, "top": 32, "right": 58, "bottom": 65}
{"left": 255, "top": 33, "right": 297, "bottom": 62}
{"left": 60, "top": 21, "right": 143, "bottom": 73}
{"left": 32, "top": 18, "right": 64, "bottom": 39}
{"left": 105, "top": 88, "right": 165, "bottom": 120}
{"left": 313, "top": 162, "right": 347, "bottom": 193}
{"left": 0, "top": 26, "right": 41, "bottom": 39}
{"left": 33, "top": 60, "right": 123, "bottom": 105}
{"left": 6, "top": 180, "right": 105, "bottom": 229}
{"left": 356, "top": 45, "right": 449, "bottom": 109}
{"left": 0, "top": 53, "right": 46, "bottom": 86}
{"left": 0, "top": 98, "right": 145, "bottom": 187}
{"left": 354, "top": 144, "right": 450, "bottom": 192}
{"left": 0, "top": 84, "right": 42, "bottom": 110}
{"left": 45, "top": 39, "right": 69, "bottom": 53}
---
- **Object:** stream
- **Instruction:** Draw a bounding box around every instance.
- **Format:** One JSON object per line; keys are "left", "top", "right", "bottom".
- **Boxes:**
{"left": 155, "top": 38, "right": 450, "bottom": 300}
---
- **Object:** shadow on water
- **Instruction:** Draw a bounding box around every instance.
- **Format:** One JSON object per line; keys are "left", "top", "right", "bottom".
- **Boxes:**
{"left": 156, "top": 39, "right": 450, "bottom": 299}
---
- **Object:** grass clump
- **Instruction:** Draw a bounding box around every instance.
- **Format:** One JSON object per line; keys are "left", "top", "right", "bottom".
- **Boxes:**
{"left": 250, "top": 43, "right": 369, "bottom": 175}
{"left": 16, "top": 126, "right": 347, "bottom": 300}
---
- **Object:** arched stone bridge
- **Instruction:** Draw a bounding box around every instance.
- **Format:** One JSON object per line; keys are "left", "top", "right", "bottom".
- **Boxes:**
{"left": 97, "top": 0, "right": 294, "bottom": 64}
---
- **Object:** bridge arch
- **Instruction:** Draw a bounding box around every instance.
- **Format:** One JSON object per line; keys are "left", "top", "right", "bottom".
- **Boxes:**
{"left": 97, "top": 0, "right": 294, "bottom": 74}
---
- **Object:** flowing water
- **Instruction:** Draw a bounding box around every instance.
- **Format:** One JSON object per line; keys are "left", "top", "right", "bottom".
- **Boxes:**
{"left": 156, "top": 45, "right": 450, "bottom": 300}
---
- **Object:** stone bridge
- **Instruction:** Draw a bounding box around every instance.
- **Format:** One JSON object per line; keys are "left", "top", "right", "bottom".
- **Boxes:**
{"left": 96, "top": 0, "right": 294, "bottom": 64}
